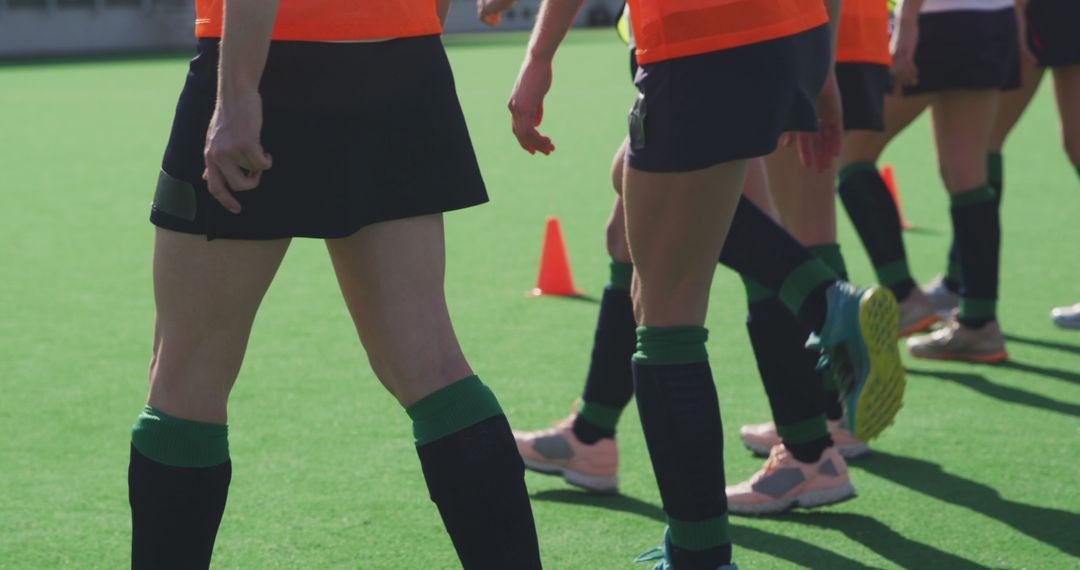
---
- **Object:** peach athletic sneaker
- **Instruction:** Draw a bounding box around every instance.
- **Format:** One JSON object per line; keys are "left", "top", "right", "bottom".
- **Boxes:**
{"left": 906, "top": 319, "right": 1008, "bottom": 363}
{"left": 513, "top": 414, "right": 618, "bottom": 493}
{"left": 726, "top": 444, "right": 856, "bottom": 515}
{"left": 898, "top": 288, "right": 939, "bottom": 337}
{"left": 739, "top": 420, "right": 870, "bottom": 459}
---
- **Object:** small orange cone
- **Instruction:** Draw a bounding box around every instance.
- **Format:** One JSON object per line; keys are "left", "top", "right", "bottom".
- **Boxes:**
{"left": 880, "top": 164, "right": 913, "bottom": 230}
{"left": 530, "top": 217, "right": 582, "bottom": 297}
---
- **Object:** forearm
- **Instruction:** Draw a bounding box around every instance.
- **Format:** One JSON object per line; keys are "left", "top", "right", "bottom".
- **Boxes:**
{"left": 825, "top": 0, "right": 842, "bottom": 66}
{"left": 438, "top": 0, "right": 452, "bottom": 27}
{"left": 526, "top": 0, "right": 586, "bottom": 61}
{"left": 218, "top": 0, "right": 280, "bottom": 98}
{"left": 896, "top": 0, "right": 924, "bottom": 24}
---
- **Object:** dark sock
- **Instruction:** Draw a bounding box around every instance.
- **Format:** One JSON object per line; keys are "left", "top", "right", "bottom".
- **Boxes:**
{"left": 837, "top": 162, "right": 917, "bottom": 300}
{"left": 633, "top": 327, "right": 732, "bottom": 568}
{"left": 573, "top": 261, "right": 636, "bottom": 444}
{"left": 409, "top": 376, "right": 541, "bottom": 570}
{"left": 945, "top": 152, "right": 1003, "bottom": 293}
{"left": 129, "top": 406, "right": 231, "bottom": 570}
{"left": 742, "top": 280, "right": 831, "bottom": 463}
{"left": 719, "top": 196, "right": 838, "bottom": 332}
{"left": 807, "top": 245, "right": 848, "bottom": 421}
{"left": 950, "top": 186, "right": 1001, "bottom": 328}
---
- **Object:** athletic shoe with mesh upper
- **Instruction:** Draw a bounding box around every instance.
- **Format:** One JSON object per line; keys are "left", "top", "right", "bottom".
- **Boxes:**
{"left": 726, "top": 444, "right": 856, "bottom": 515}
{"left": 906, "top": 318, "right": 1008, "bottom": 363}
{"left": 898, "top": 287, "right": 939, "bottom": 337}
{"left": 512, "top": 414, "right": 618, "bottom": 493}
{"left": 818, "top": 282, "right": 906, "bottom": 442}
{"left": 921, "top": 275, "right": 961, "bottom": 321}
{"left": 739, "top": 420, "right": 870, "bottom": 459}
{"left": 1051, "top": 303, "right": 1080, "bottom": 329}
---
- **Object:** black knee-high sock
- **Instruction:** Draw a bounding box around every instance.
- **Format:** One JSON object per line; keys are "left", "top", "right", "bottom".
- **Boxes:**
{"left": 574, "top": 261, "right": 637, "bottom": 444}
{"left": 742, "top": 280, "right": 832, "bottom": 463}
{"left": 945, "top": 153, "right": 1004, "bottom": 293}
{"left": 718, "top": 196, "right": 838, "bottom": 333}
{"left": 409, "top": 376, "right": 541, "bottom": 570}
{"left": 950, "top": 186, "right": 1001, "bottom": 328}
{"left": 837, "top": 162, "right": 917, "bottom": 300}
{"left": 129, "top": 407, "right": 231, "bottom": 570}
{"left": 634, "top": 327, "right": 731, "bottom": 568}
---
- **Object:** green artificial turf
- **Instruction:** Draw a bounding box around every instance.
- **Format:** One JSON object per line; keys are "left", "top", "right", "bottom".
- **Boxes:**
{"left": 1, "top": 30, "right": 1078, "bottom": 569}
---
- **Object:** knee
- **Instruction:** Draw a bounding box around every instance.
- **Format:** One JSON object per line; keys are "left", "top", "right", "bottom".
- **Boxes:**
{"left": 1063, "top": 130, "right": 1080, "bottom": 167}
{"left": 366, "top": 345, "right": 472, "bottom": 408}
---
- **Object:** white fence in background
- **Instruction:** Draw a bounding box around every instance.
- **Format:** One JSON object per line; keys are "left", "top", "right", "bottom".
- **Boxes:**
{"left": 0, "top": 0, "right": 623, "bottom": 57}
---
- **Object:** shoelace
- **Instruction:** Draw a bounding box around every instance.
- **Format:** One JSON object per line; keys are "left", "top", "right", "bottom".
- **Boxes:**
{"left": 633, "top": 546, "right": 665, "bottom": 563}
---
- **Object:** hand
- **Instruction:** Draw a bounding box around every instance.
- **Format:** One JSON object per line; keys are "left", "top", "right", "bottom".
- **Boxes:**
{"left": 477, "top": 0, "right": 516, "bottom": 26}
{"left": 782, "top": 70, "right": 843, "bottom": 172}
{"left": 890, "top": 14, "right": 919, "bottom": 87}
{"left": 202, "top": 90, "right": 273, "bottom": 214}
{"left": 508, "top": 55, "right": 555, "bottom": 155}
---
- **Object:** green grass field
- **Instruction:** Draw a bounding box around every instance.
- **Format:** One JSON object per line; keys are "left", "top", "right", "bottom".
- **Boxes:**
{"left": 2, "top": 30, "right": 1078, "bottom": 569}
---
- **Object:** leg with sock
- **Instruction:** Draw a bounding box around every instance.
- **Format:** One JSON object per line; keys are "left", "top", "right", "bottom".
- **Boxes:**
{"left": 943, "top": 152, "right": 1003, "bottom": 294}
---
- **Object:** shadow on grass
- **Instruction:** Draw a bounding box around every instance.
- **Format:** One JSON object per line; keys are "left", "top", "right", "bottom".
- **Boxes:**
{"left": 1003, "top": 333, "right": 1080, "bottom": 357}
{"left": 853, "top": 451, "right": 1080, "bottom": 558}
{"left": 907, "top": 368, "right": 1080, "bottom": 417}
{"left": 998, "top": 360, "right": 1080, "bottom": 384}
{"left": 902, "top": 226, "right": 943, "bottom": 236}
{"left": 776, "top": 512, "right": 993, "bottom": 569}
{"left": 531, "top": 490, "right": 878, "bottom": 569}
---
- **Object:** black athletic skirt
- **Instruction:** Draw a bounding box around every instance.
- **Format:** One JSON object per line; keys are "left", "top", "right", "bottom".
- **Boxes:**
{"left": 627, "top": 24, "right": 830, "bottom": 173}
{"left": 1027, "top": 0, "right": 1080, "bottom": 68}
{"left": 151, "top": 36, "right": 488, "bottom": 240}
{"left": 903, "top": 8, "right": 1020, "bottom": 95}
{"left": 836, "top": 62, "right": 890, "bottom": 132}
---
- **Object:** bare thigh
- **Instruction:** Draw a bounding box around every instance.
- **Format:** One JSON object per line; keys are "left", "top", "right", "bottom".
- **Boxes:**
{"left": 931, "top": 90, "right": 1000, "bottom": 193}
{"left": 842, "top": 92, "right": 933, "bottom": 166}
{"left": 148, "top": 229, "right": 290, "bottom": 424}
{"left": 989, "top": 59, "right": 1045, "bottom": 151}
{"left": 764, "top": 143, "right": 837, "bottom": 246}
{"left": 325, "top": 214, "right": 472, "bottom": 408}
{"left": 739, "top": 157, "right": 777, "bottom": 220}
{"left": 608, "top": 138, "right": 631, "bottom": 262}
{"left": 623, "top": 161, "right": 748, "bottom": 327}
{"left": 1052, "top": 64, "right": 1080, "bottom": 165}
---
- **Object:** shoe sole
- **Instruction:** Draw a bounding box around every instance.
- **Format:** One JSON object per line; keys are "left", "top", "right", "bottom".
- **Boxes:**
{"left": 522, "top": 458, "right": 618, "bottom": 494}
{"left": 743, "top": 440, "right": 871, "bottom": 460}
{"left": 847, "top": 288, "right": 906, "bottom": 442}
{"left": 898, "top": 314, "right": 939, "bottom": 338}
{"left": 728, "top": 481, "right": 858, "bottom": 516}
{"left": 906, "top": 348, "right": 1009, "bottom": 364}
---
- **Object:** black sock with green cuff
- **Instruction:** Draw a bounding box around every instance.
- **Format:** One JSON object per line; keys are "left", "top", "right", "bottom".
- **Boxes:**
{"left": 574, "top": 260, "right": 636, "bottom": 444}
{"left": 945, "top": 153, "right": 1004, "bottom": 293}
{"left": 950, "top": 186, "right": 1001, "bottom": 328}
{"left": 633, "top": 326, "right": 732, "bottom": 567}
{"left": 409, "top": 376, "right": 541, "bottom": 569}
{"left": 129, "top": 406, "right": 231, "bottom": 570}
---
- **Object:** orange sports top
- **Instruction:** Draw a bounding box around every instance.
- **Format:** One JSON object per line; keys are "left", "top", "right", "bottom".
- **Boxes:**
{"left": 628, "top": 0, "right": 829, "bottom": 65}
{"left": 194, "top": 0, "right": 442, "bottom": 42}
{"left": 836, "top": 0, "right": 890, "bottom": 65}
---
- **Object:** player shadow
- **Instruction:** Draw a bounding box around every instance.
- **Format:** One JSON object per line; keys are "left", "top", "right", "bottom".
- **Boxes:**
{"left": 1002, "top": 332, "right": 1080, "bottom": 357}
{"left": 902, "top": 226, "right": 942, "bottom": 236}
{"left": 773, "top": 512, "right": 994, "bottom": 569}
{"left": 998, "top": 359, "right": 1080, "bottom": 384}
{"left": 907, "top": 368, "right": 1080, "bottom": 418}
{"left": 530, "top": 489, "right": 877, "bottom": 569}
{"left": 851, "top": 451, "right": 1080, "bottom": 559}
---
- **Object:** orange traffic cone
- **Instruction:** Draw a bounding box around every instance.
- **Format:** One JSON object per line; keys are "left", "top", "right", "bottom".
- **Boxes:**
{"left": 880, "top": 164, "right": 913, "bottom": 230}
{"left": 530, "top": 217, "right": 582, "bottom": 297}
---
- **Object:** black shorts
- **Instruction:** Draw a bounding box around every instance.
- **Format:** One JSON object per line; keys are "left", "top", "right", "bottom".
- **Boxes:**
{"left": 836, "top": 62, "right": 890, "bottom": 132}
{"left": 1027, "top": 0, "right": 1080, "bottom": 68}
{"left": 151, "top": 36, "right": 487, "bottom": 240}
{"left": 903, "top": 8, "right": 1020, "bottom": 95}
{"left": 627, "top": 25, "right": 830, "bottom": 173}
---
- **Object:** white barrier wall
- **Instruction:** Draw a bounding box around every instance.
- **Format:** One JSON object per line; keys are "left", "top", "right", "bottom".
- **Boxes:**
{"left": 0, "top": 0, "right": 622, "bottom": 58}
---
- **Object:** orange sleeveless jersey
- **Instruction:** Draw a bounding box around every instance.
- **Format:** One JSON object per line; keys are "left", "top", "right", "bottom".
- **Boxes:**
{"left": 194, "top": 0, "right": 442, "bottom": 41}
{"left": 628, "top": 0, "right": 829, "bottom": 65}
{"left": 836, "top": 0, "right": 890, "bottom": 65}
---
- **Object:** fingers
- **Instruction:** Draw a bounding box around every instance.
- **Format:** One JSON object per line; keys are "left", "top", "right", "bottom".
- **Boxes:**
{"left": 508, "top": 101, "right": 554, "bottom": 155}
{"left": 202, "top": 144, "right": 272, "bottom": 214}
{"left": 204, "top": 164, "right": 243, "bottom": 214}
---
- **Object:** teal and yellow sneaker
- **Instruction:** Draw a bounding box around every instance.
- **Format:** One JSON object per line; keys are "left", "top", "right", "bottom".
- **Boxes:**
{"left": 634, "top": 529, "right": 739, "bottom": 570}
{"left": 818, "top": 282, "right": 905, "bottom": 441}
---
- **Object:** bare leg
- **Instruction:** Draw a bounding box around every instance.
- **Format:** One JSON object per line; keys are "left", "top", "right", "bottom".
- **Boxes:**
{"left": 989, "top": 59, "right": 1045, "bottom": 152}
{"left": 932, "top": 91, "right": 999, "bottom": 194}
{"left": 765, "top": 143, "right": 837, "bottom": 246}
{"left": 1052, "top": 64, "right": 1080, "bottom": 167}
{"left": 841, "top": 92, "right": 933, "bottom": 167}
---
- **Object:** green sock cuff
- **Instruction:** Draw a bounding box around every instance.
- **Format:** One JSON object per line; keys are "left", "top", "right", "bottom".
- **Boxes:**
{"left": 407, "top": 376, "right": 503, "bottom": 446}
{"left": 779, "top": 260, "right": 838, "bottom": 317}
{"left": 577, "top": 401, "right": 624, "bottom": 431}
{"left": 632, "top": 326, "right": 708, "bottom": 365}
{"left": 950, "top": 185, "right": 997, "bottom": 208}
{"left": 809, "top": 244, "right": 848, "bottom": 280}
{"left": 609, "top": 260, "right": 634, "bottom": 292}
{"left": 960, "top": 298, "right": 997, "bottom": 320}
{"left": 776, "top": 414, "right": 829, "bottom": 445}
{"left": 741, "top": 276, "right": 775, "bottom": 304}
{"left": 668, "top": 516, "right": 731, "bottom": 551}
{"left": 876, "top": 259, "right": 914, "bottom": 288}
{"left": 987, "top": 152, "right": 1003, "bottom": 187}
{"left": 837, "top": 161, "right": 877, "bottom": 185}
{"left": 130, "top": 406, "right": 229, "bottom": 468}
